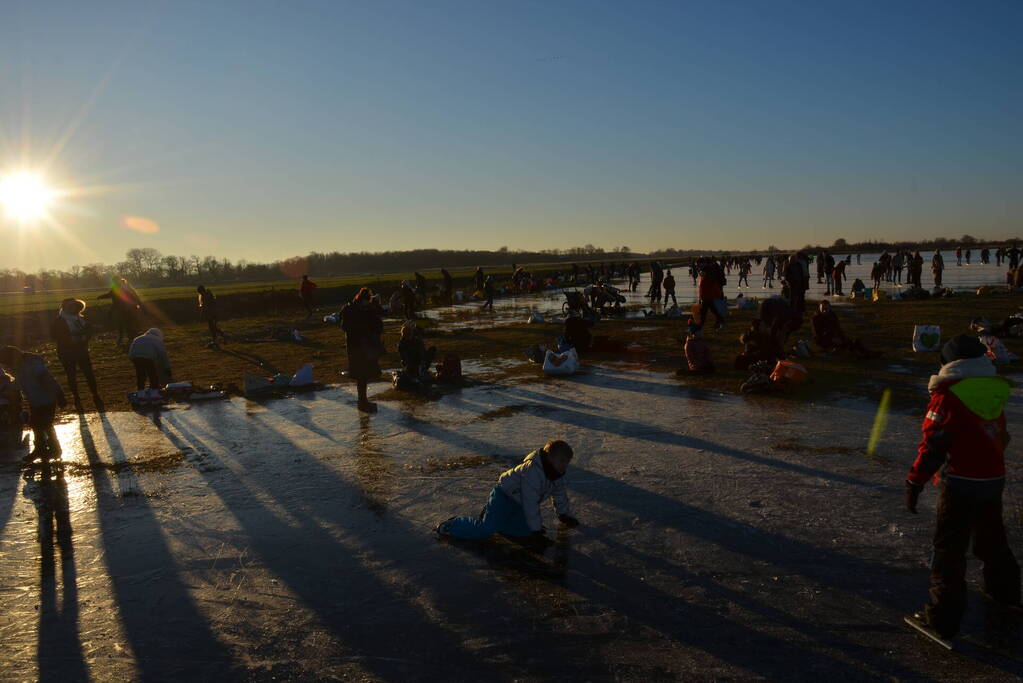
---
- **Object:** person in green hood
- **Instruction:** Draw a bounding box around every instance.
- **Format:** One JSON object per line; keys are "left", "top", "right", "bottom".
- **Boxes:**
{"left": 904, "top": 334, "right": 1020, "bottom": 641}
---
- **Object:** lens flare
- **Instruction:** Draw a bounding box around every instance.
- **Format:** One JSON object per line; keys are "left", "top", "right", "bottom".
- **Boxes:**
{"left": 867, "top": 388, "right": 892, "bottom": 459}
{"left": 0, "top": 171, "right": 56, "bottom": 223}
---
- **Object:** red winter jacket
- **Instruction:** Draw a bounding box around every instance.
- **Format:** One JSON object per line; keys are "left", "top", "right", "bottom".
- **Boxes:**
{"left": 698, "top": 275, "right": 722, "bottom": 303}
{"left": 907, "top": 358, "right": 1010, "bottom": 486}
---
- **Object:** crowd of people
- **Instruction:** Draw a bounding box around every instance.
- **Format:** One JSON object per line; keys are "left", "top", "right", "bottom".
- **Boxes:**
{"left": 1, "top": 248, "right": 1021, "bottom": 648}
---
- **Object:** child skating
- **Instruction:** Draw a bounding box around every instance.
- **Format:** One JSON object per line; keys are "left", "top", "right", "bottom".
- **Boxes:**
{"left": 903, "top": 335, "right": 1021, "bottom": 647}
{"left": 437, "top": 440, "right": 579, "bottom": 551}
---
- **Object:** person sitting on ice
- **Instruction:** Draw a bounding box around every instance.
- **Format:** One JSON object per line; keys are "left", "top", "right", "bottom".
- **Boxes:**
{"left": 734, "top": 318, "right": 785, "bottom": 371}
{"left": 436, "top": 440, "right": 579, "bottom": 551}
{"left": 563, "top": 312, "right": 593, "bottom": 353}
{"left": 682, "top": 320, "right": 714, "bottom": 375}
{"left": 811, "top": 300, "right": 879, "bottom": 359}
{"left": 850, "top": 278, "right": 866, "bottom": 296}
{"left": 397, "top": 322, "right": 436, "bottom": 380}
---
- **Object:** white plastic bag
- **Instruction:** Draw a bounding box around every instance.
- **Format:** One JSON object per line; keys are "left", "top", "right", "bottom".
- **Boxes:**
{"left": 323, "top": 313, "right": 339, "bottom": 324}
{"left": 291, "top": 363, "right": 315, "bottom": 386}
{"left": 542, "top": 347, "right": 579, "bottom": 376}
{"left": 912, "top": 325, "right": 941, "bottom": 352}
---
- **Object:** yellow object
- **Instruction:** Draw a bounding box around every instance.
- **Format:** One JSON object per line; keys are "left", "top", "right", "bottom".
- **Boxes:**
{"left": 872, "top": 289, "right": 888, "bottom": 302}
{"left": 976, "top": 285, "right": 992, "bottom": 296}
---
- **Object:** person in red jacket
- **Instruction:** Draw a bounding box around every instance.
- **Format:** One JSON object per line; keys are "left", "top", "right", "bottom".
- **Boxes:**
{"left": 299, "top": 275, "right": 318, "bottom": 318}
{"left": 697, "top": 263, "right": 725, "bottom": 329}
{"left": 904, "top": 335, "right": 1020, "bottom": 639}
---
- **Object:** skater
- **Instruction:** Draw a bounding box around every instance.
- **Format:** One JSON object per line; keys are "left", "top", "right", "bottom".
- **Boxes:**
{"left": 0, "top": 346, "right": 66, "bottom": 461}
{"left": 904, "top": 335, "right": 1021, "bottom": 640}
{"left": 762, "top": 257, "right": 776, "bottom": 288}
{"left": 399, "top": 281, "right": 418, "bottom": 319}
{"left": 931, "top": 251, "right": 945, "bottom": 289}
{"left": 128, "top": 328, "right": 172, "bottom": 392}
{"left": 440, "top": 268, "right": 454, "bottom": 305}
{"left": 738, "top": 259, "right": 751, "bottom": 288}
{"left": 50, "top": 298, "right": 101, "bottom": 410}
{"left": 831, "top": 260, "right": 847, "bottom": 296}
{"left": 340, "top": 287, "right": 384, "bottom": 412}
{"left": 481, "top": 276, "right": 495, "bottom": 310}
{"left": 196, "top": 285, "right": 226, "bottom": 343}
{"left": 663, "top": 270, "right": 677, "bottom": 306}
{"left": 908, "top": 251, "right": 924, "bottom": 288}
{"left": 436, "top": 440, "right": 578, "bottom": 549}
{"left": 299, "top": 275, "right": 318, "bottom": 318}
{"left": 697, "top": 264, "right": 725, "bottom": 329}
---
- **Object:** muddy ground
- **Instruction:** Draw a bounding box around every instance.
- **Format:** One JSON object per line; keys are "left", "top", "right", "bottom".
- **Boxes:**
{"left": 1, "top": 363, "right": 1022, "bottom": 681}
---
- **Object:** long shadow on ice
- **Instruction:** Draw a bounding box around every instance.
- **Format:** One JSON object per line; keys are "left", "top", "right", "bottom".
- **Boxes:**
{"left": 27, "top": 460, "right": 89, "bottom": 683}
{"left": 158, "top": 408, "right": 610, "bottom": 680}
{"left": 79, "top": 416, "right": 236, "bottom": 680}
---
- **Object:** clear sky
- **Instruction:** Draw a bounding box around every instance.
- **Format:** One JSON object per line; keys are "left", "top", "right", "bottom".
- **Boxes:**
{"left": 1, "top": 0, "right": 1020, "bottom": 271}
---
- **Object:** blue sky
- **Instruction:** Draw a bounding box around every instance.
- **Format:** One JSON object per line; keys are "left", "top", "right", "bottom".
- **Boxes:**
{"left": 1, "top": 0, "right": 1020, "bottom": 270}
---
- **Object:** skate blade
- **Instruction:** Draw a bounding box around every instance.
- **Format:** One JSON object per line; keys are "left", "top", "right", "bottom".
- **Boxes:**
{"left": 904, "top": 615, "right": 954, "bottom": 651}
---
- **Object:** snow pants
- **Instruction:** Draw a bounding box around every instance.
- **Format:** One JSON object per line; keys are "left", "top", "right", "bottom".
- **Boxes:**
{"left": 927, "top": 478, "right": 1020, "bottom": 637}
{"left": 446, "top": 485, "right": 533, "bottom": 540}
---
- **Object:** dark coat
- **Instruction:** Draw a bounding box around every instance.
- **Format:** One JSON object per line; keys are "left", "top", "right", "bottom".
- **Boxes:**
{"left": 341, "top": 302, "right": 384, "bottom": 381}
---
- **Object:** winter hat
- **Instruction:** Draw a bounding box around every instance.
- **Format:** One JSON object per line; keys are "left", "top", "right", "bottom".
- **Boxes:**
{"left": 940, "top": 334, "right": 987, "bottom": 365}
{"left": 146, "top": 328, "right": 164, "bottom": 340}
{"left": 970, "top": 317, "right": 993, "bottom": 334}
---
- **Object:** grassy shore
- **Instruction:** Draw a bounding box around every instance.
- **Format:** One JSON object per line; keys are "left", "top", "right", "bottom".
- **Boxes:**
{"left": 11, "top": 287, "right": 1023, "bottom": 416}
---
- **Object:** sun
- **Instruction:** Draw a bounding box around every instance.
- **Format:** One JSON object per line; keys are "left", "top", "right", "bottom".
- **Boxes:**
{"left": 0, "top": 170, "right": 57, "bottom": 224}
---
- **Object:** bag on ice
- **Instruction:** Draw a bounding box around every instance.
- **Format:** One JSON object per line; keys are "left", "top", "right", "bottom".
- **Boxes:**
{"left": 912, "top": 325, "right": 941, "bottom": 352}
{"left": 291, "top": 363, "right": 315, "bottom": 387}
{"left": 542, "top": 347, "right": 579, "bottom": 376}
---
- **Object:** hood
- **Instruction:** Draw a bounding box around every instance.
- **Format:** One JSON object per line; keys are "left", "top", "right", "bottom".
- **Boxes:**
{"left": 929, "top": 357, "right": 1011, "bottom": 420}
{"left": 145, "top": 328, "right": 164, "bottom": 340}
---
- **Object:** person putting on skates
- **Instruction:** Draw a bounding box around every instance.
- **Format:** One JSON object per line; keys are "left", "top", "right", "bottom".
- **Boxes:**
{"left": 904, "top": 335, "right": 1021, "bottom": 643}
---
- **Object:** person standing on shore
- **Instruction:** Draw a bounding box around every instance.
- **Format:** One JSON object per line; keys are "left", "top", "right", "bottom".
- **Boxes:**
{"left": 197, "top": 286, "right": 226, "bottom": 344}
{"left": 340, "top": 287, "right": 384, "bottom": 413}
{"left": 299, "top": 275, "right": 318, "bottom": 318}
{"left": 50, "top": 298, "right": 101, "bottom": 410}
{"left": 97, "top": 277, "right": 141, "bottom": 347}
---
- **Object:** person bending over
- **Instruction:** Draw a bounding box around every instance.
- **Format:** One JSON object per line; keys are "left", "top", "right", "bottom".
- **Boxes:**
{"left": 436, "top": 440, "right": 579, "bottom": 551}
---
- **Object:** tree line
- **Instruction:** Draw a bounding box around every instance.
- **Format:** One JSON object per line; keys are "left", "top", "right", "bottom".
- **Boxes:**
{"left": 1, "top": 245, "right": 636, "bottom": 292}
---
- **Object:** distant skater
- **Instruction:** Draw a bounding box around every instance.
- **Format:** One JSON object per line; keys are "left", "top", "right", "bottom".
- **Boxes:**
{"left": 299, "top": 275, "right": 318, "bottom": 318}
{"left": 663, "top": 270, "right": 677, "bottom": 306}
{"left": 197, "top": 286, "right": 226, "bottom": 343}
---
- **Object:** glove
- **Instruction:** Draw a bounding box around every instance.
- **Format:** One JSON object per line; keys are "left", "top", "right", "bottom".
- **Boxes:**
{"left": 528, "top": 531, "right": 551, "bottom": 552}
{"left": 558, "top": 514, "right": 580, "bottom": 528}
{"left": 905, "top": 480, "right": 923, "bottom": 514}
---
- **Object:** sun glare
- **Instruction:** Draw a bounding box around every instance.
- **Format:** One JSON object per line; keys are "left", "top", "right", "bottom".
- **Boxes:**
{"left": 0, "top": 171, "right": 56, "bottom": 224}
